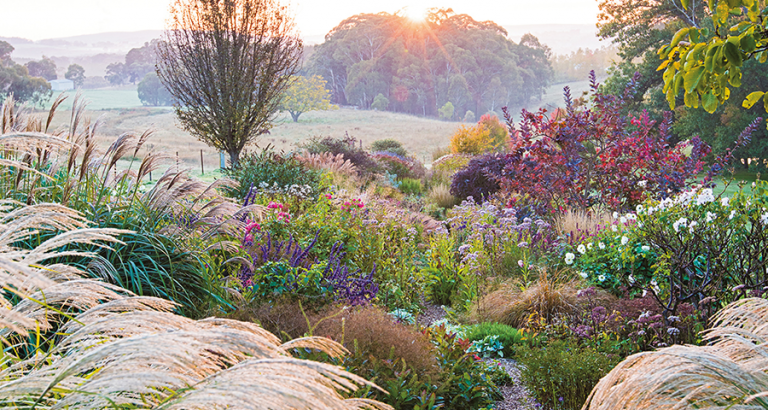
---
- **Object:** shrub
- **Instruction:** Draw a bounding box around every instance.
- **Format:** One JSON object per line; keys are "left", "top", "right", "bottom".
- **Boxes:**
{"left": 449, "top": 124, "right": 496, "bottom": 155}
{"left": 224, "top": 148, "right": 321, "bottom": 200}
{"left": 516, "top": 339, "right": 621, "bottom": 410}
{"left": 301, "top": 135, "right": 379, "bottom": 175}
{"left": 430, "top": 153, "right": 471, "bottom": 186}
{"left": 500, "top": 72, "right": 717, "bottom": 214}
{"left": 398, "top": 178, "right": 423, "bottom": 195}
{"left": 371, "top": 93, "right": 389, "bottom": 111}
{"left": 450, "top": 153, "right": 510, "bottom": 202}
{"left": 370, "top": 139, "right": 409, "bottom": 157}
{"left": 477, "top": 113, "right": 507, "bottom": 148}
{"left": 314, "top": 305, "right": 438, "bottom": 376}
{"left": 438, "top": 101, "right": 454, "bottom": 120}
{"left": 463, "top": 322, "right": 526, "bottom": 357}
{"left": 463, "top": 110, "right": 475, "bottom": 122}
{"left": 372, "top": 151, "right": 426, "bottom": 180}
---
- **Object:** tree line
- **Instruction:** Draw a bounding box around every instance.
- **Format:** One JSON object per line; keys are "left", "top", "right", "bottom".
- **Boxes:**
{"left": 306, "top": 9, "right": 553, "bottom": 119}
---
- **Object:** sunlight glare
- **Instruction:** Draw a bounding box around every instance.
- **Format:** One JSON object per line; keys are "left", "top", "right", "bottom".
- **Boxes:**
{"left": 403, "top": 6, "right": 428, "bottom": 22}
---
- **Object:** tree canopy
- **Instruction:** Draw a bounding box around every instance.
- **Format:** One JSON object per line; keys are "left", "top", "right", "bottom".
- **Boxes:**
{"left": 156, "top": 0, "right": 302, "bottom": 166}
{"left": 65, "top": 64, "right": 86, "bottom": 88}
{"left": 308, "top": 9, "right": 552, "bottom": 118}
{"left": 279, "top": 75, "right": 336, "bottom": 122}
{"left": 658, "top": 0, "right": 768, "bottom": 118}
{"left": 0, "top": 41, "right": 51, "bottom": 106}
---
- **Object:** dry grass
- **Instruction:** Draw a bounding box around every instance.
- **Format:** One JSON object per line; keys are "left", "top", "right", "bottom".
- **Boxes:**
{"left": 42, "top": 107, "right": 460, "bottom": 173}
{"left": 474, "top": 269, "right": 582, "bottom": 328}
{"left": 555, "top": 209, "right": 613, "bottom": 237}
{"left": 427, "top": 183, "right": 458, "bottom": 209}
{"left": 584, "top": 298, "right": 768, "bottom": 410}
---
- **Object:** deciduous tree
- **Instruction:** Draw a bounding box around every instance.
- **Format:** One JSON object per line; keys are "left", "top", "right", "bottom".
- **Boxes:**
{"left": 279, "top": 75, "right": 335, "bottom": 122}
{"left": 156, "top": 0, "right": 302, "bottom": 166}
{"left": 64, "top": 64, "right": 85, "bottom": 88}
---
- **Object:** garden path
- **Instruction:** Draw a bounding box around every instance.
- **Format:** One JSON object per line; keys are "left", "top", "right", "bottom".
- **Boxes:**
{"left": 416, "top": 303, "right": 537, "bottom": 410}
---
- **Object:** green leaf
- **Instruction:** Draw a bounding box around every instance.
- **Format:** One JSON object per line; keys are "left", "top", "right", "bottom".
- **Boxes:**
{"left": 723, "top": 41, "right": 743, "bottom": 66}
{"left": 705, "top": 55, "right": 715, "bottom": 72}
{"left": 684, "top": 66, "right": 706, "bottom": 93}
{"left": 717, "top": 3, "right": 731, "bottom": 23}
{"left": 702, "top": 91, "right": 718, "bottom": 113}
{"left": 670, "top": 28, "right": 690, "bottom": 47}
{"left": 681, "top": 0, "right": 690, "bottom": 9}
{"left": 742, "top": 92, "right": 765, "bottom": 109}
{"left": 740, "top": 35, "right": 757, "bottom": 52}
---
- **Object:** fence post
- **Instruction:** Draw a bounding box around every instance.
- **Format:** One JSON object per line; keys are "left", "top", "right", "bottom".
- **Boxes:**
{"left": 200, "top": 150, "right": 204, "bottom": 175}
{"left": 220, "top": 152, "right": 226, "bottom": 170}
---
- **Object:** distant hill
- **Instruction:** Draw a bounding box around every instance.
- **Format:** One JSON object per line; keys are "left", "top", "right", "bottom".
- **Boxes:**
{"left": 503, "top": 24, "right": 608, "bottom": 55}
{"left": 2, "top": 25, "right": 610, "bottom": 77}
{"left": 1, "top": 31, "right": 162, "bottom": 77}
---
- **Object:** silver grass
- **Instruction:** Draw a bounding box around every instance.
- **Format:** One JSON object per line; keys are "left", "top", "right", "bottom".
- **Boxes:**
{"left": 584, "top": 298, "right": 768, "bottom": 410}
{"left": 0, "top": 201, "right": 391, "bottom": 410}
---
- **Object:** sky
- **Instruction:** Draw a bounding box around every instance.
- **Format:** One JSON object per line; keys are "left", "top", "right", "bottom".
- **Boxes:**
{"left": 0, "top": 0, "right": 599, "bottom": 41}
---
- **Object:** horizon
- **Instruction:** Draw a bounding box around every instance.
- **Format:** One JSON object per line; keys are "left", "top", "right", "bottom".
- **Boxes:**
{"left": 0, "top": 0, "right": 599, "bottom": 41}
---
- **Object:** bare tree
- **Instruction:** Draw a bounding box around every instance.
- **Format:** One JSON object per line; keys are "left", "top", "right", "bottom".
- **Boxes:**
{"left": 156, "top": 0, "right": 302, "bottom": 166}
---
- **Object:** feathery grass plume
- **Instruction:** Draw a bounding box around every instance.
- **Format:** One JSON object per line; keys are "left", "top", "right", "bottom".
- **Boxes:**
{"left": 476, "top": 269, "right": 581, "bottom": 327}
{"left": 0, "top": 202, "right": 391, "bottom": 410}
{"left": 297, "top": 151, "right": 359, "bottom": 176}
{"left": 584, "top": 297, "right": 768, "bottom": 410}
{"left": 556, "top": 209, "right": 613, "bottom": 238}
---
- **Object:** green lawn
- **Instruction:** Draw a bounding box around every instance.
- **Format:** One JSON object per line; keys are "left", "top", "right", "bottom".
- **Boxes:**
{"left": 711, "top": 169, "right": 760, "bottom": 197}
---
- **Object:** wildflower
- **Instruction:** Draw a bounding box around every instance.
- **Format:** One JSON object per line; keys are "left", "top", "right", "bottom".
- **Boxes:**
{"left": 638, "top": 180, "right": 647, "bottom": 188}
{"left": 636, "top": 204, "right": 645, "bottom": 213}
{"left": 621, "top": 236, "right": 629, "bottom": 245}
{"left": 458, "top": 244, "right": 471, "bottom": 255}
{"left": 598, "top": 242, "right": 606, "bottom": 249}
{"left": 565, "top": 252, "right": 575, "bottom": 265}
{"left": 721, "top": 197, "right": 730, "bottom": 207}
{"left": 587, "top": 242, "right": 593, "bottom": 250}
{"left": 706, "top": 212, "right": 717, "bottom": 223}
{"left": 518, "top": 260, "right": 525, "bottom": 268}
{"left": 517, "top": 241, "right": 529, "bottom": 248}
{"left": 598, "top": 274, "right": 606, "bottom": 282}
{"left": 611, "top": 224, "right": 618, "bottom": 232}
{"left": 628, "top": 275, "right": 635, "bottom": 284}
{"left": 579, "top": 271, "right": 588, "bottom": 279}
{"left": 577, "top": 244, "right": 587, "bottom": 254}
{"left": 620, "top": 216, "right": 627, "bottom": 224}
{"left": 672, "top": 217, "right": 688, "bottom": 232}
{"left": 613, "top": 211, "right": 619, "bottom": 219}
{"left": 641, "top": 245, "right": 650, "bottom": 252}
{"left": 667, "top": 327, "right": 680, "bottom": 336}
{"left": 637, "top": 330, "right": 646, "bottom": 336}
{"left": 729, "top": 210, "right": 737, "bottom": 220}
{"left": 761, "top": 212, "right": 768, "bottom": 225}
{"left": 688, "top": 221, "right": 698, "bottom": 233}
{"left": 627, "top": 213, "right": 637, "bottom": 221}
{"left": 668, "top": 316, "right": 680, "bottom": 323}
{"left": 696, "top": 189, "right": 715, "bottom": 205}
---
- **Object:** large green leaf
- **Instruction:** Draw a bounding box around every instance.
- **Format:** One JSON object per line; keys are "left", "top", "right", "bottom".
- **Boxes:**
{"left": 684, "top": 66, "right": 706, "bottom": 93}
{"left": 702, "top": 91, "right": 718, "bottom": 113}
{"left": 724, "top": 41, "right": 743, "bottom": 66}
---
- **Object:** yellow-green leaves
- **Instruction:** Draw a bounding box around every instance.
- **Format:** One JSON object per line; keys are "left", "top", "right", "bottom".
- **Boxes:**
{"left": 742, "top": 91, "right": 766, "bottom": 110}
{"left": 684, "top": 66, "right": 706, "bottom": 93}
{"left": 658, "top": 0, "right": 767, "bottom": 118}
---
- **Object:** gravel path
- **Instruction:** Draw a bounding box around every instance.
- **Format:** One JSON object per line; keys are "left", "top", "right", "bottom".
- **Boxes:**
{"left": 417, "top": 303, "right": 537, "bottom": 409}
{"left": 485, "top": 358, "right": 538, "bottom": 410}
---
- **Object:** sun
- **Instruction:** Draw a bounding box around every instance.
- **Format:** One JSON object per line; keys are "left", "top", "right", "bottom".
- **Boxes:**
{"left": 402, "top": 6, "right": 429, "bottom": 22}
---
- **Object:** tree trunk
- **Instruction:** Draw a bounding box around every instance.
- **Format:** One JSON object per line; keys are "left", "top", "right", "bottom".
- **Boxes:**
{"left": 290, "top": 111, "right": 301, "bottom": 122}
{"left": 228, "top": 149, "right": 240, "bottom": 168}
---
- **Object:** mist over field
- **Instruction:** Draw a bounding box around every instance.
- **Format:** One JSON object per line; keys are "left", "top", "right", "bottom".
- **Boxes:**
{"left": 2, "top": 1, "right": 768, "bottom": 409}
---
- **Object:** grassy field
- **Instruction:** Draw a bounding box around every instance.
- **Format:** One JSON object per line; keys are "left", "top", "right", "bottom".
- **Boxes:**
{"left": 49, "top": 86, "right": 143, "bottom": 110}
